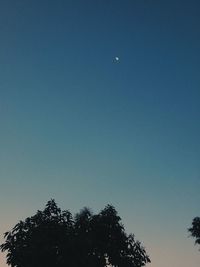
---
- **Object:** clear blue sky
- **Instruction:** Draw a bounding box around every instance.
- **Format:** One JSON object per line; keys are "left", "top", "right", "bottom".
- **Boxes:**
{"left": 0, "top": 1, "right": 200, "bottom": 266}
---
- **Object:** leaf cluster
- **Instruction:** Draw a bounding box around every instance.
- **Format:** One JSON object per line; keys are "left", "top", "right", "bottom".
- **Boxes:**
{"left": 188, "top": 217, "right": 200, "bottom": 246}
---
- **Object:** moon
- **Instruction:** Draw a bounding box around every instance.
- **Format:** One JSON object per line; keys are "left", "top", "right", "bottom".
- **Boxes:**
{"left": 115, "top": 56, "right": 119, "bottom": 62}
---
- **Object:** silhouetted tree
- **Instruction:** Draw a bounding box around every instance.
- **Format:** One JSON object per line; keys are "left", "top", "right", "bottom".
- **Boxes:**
{"left": 1, "top": 200, "right": 150, "bottom": 267}
{"left": 0, "top": 200, "right": 74, "bottom": 267}
{"left": 188, "top": 216, "right": 200, "bottom": 247}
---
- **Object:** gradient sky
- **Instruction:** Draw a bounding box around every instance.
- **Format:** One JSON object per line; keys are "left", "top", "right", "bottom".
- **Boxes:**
{"left": 0, "top": 1, "right": 200, "bottom": 266}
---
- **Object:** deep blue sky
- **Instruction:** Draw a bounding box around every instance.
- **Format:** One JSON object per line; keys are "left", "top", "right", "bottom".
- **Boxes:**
{"left": 0, "top": 1, "right": 200, "bottom": 267}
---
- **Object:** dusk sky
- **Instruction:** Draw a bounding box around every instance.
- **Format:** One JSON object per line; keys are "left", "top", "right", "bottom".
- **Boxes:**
{"left": 0, "top": 1, "right": 200, "bottom": 267}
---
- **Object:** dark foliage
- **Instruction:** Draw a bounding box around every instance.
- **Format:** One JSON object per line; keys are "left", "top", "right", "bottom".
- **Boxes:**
{"left": 188, "top": 216, "right": 200, "bottom": 246}
{"left": 1, "top": 199, "right": 150, "bottom": 267}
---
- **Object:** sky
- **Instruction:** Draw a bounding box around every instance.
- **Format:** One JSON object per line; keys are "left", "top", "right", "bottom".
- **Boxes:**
{"left": 0, "top": 0, "right": 200, "bottom": 266}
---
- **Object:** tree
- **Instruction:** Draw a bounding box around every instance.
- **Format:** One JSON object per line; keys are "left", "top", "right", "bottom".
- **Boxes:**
{"left": 0, "top": 200, "right": 74, "bottom": 267}
{"left": 188, "top": 216, "right": 200, "bottom": 247}
{"left": 1, "top": 200, "right": 150, "bottom": 267}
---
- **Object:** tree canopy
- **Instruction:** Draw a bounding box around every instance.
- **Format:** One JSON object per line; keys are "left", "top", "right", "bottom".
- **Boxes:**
{"left": 1, "top": 199, "right": 150, "bottom": 267}
{"left": 188, "top": 216, "right": 200, "bottom": 247}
